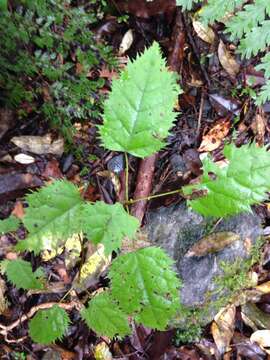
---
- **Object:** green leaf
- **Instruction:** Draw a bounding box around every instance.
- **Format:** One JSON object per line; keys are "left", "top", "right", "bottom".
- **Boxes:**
{"left": 238, "top": 20, "right": 270, "bottom": 58}
{"left": 82, "top": 202, "right": 139, "bottom": 255}
{"left": 200, "top": 0, "right": 246, "bottom": 24}
{"left": 176, "top": 0, "right": 200, "bottom": 10}
{"left": 99, "top": 42, "right": 180, "bottom": 158}
{"left": 109, "top": 247, "right": 181, "bottom": 330}
{"left": 29, "top": 305, "right": 70, "bottom": 344}
{"left": 0, "top": 216, "right": 20, "bottom": 234}
{"left": 256, "top": 80, "right": 270, "bottom": 105}
{"left": 81, "top": 291, "right": 130, "bottom": 338}
{"left": 225, "top": 0, "right": 270, "bottom": 39}
{"left": 16, "top": 180, "right": 84, "bottom": 254}
{"left": 3, "top": 259, "right": 44, "bottom": 290}
{"left": 183, "top": 143, "right": 270, "bottom": 217}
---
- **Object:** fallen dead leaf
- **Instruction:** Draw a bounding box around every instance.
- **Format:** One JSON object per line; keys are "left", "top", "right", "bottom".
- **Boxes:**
{"left": 11, "top": 201, "right": 25, "bottom": 219}
{"left": 185, "top": 231, "right": 240, "bottom": 257}
{"left": 14, "top": 153, "right": 35, "bottom": 164}
{"left": 94, "top": 341, "right": 113, "bottom": 360}
{"left": 11, "top": 134, "right": 64, "bottom": 156}
{"left": 251, "top": 109, "right": 266, "bottom": 146}
{"left": 218, "top": 40, "right": 240, "bottom": 77}
{"left": 255, "top": 281, "right": 270, "bottom": 294}
{"left": 212, "top": 304, "right": 236, "bottom": 355}
{"left": 119, "top": 29, "right": 134, "bottom": 55}
{"left": 0, "top": 276, "right": 8, "bottom": 314}
{"left": 192, "top": 20, "right": 215, "bottom": 44}
{"left": 251, "top": 330, "right": 270, "bottom": 348}
{"left": 199, "top": 117, "right": 231, "bottom": 152}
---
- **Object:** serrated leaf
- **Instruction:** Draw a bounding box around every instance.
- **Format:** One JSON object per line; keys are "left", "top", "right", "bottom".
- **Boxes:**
{"left": 109, "top": 247, "right": 181, "bottom": 330}
{"left": 184, "top": 143, "right": 270, "bottom": 217}
{"left": 3, "top": 259, "right": 44, "bottom": 290}
{"left": 29, "top": 305, "right": 70, "bottom": 344}
{"left": 0, "top": 216, "right": 20, "bottom": 234}
{"left": 99, "top": 42, "right": 180, "bottom": 158}
{"left": 82, "top": 202, "right": 139, "bottom": 255}
{"left": 16, "top": 180, "right": 84, "bottom": 254}
{"left": 81, "top": 291, "right": 130, "bottom": 338}
{"left": 176, "top": 0, "right": 200, "bottom": 10}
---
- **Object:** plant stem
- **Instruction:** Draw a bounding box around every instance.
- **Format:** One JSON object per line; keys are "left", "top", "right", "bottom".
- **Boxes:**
{"left": 124, "top": 152, "right": 130, "bottom": 212}
{"left": 125, "top": 188, "right": 184, "bottom": 205}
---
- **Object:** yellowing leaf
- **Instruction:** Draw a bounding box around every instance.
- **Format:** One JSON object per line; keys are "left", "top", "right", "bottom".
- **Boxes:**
{"left": 94, "top": 342, "right": 113, "bottom": 360}
{"left": 218, "top": 40, "right": 240, "bottom": 77}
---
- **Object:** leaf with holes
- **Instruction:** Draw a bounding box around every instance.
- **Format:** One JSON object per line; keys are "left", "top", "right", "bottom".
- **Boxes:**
{"left": 109, "top": 247, "right": 181, "bottom": 330}
{"left": 99, "top": 42, "right": 180, "bottom": 158}
{"left": 183, "top": 143, "right": 270, "bottom": 217}
{"left": 82, "top": 201, "right": 139, "bottom": 255}
{"left": 2, "top": 259, "right": 44, "bottom": 290}
{"left": 29, "top": 305, "right": 70, "bottom": 344}
{"left": 81, "top": 291, "right": 130, "bottom": 338}
{"left": 16, "top": 180, "right": 84, "bottom": 254}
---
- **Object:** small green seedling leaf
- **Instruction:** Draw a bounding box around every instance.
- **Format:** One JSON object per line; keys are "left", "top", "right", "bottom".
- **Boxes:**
{"left": 184, "top": 143, "right": 270, "bottom": 217}
{"left": 82, "top": 201, "right": 139, "bottom": 255}
{"left": 81, "top": 291, "right": 130, "bottom": 338}
{"left": 29, "top": 305, "right": 70, "bottom": 344}
{"left": 109, "top": 247, "right": 181, "bottom": 330}
{"left": 0, "top": 216, "right": 20, "bottom": 234}
{"left": 16, "top": 180, "right": 84, "bottom": 254}
{"left": 99, "top": 42, "right": 180, "bottom": 158}
{"left": 2, "top": 259, "right": 44, "bottom": 290}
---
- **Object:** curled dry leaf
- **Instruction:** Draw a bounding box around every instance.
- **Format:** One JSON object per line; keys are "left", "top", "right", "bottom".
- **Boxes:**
{"left": 185, "top": 231, "right": 240, "bottom": 257}
{"left": 251, "top": 330, "right": 270, "bottom": 348}
{"left": 119, "top": 29, "right": 134, "bottom": 55}
{"left": 192, "top": 20, "right": 215, "bottom": 44}
{"left": 199, "top": 117, "right": 231, "bottom": 152}
{"left": 218, "top": 40, "right": 240, "bottom": 77}
{"left": 11, "top": 134, "right": 64, "bottom": 156}
{"left": 212, "top": 305, "right": 236, "bottom": 355}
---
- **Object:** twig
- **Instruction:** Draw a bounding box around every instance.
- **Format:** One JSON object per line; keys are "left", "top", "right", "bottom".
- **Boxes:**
{"left": 196, "top": 89, "right": 205, "bottom": 146}
{"left": 0, "top": 301, "right": 80, "bottom": 342}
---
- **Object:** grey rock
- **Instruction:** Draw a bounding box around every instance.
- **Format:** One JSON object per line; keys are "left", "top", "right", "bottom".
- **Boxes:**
{"left": 144, "top": 203, "right": 262, "bottom": 308}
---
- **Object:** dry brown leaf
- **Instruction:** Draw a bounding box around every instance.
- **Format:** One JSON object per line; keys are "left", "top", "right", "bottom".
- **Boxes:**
{"left": 0, "top": 276, "right": 8, "bottom": 314}
{"left": 218, "top": 40, "right": 240, "bottom": 77}
{"left": 251, "top": 110, "right": 266, "bottom": 146}
{"left": 11, "top": 134, "right": 64, "bottom": 156}
{"left": 192, "top": 20, "right": 215, "bottom": 44}
{"left": 97, "top": 170, "right": 121, "bottom": 196}
{"left": 250, "top": 330, "right": 270, "bottom": 348}
{"left": 212, "top": 305, "right": 236, "bottom": 355}
{"left": 185, "top": 231, "right": 240, "bottom": 257}
{"left": 12, "top": 201, "right": 25, "bottom": 219}
{"left": 199, "top": 117, "right": 231, "bottom": 152}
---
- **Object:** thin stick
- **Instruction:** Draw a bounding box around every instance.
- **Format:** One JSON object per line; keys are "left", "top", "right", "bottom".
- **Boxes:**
{"left": 124, "top": 152, "right": 129, "bottom": 208}
{"left": 127, "top": 188, "right": 184, "bottom": 205}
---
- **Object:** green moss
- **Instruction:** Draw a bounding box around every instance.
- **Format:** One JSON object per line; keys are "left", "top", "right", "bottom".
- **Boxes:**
{"left": 0, "top": 0, "right": 116, "bottom": 142}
